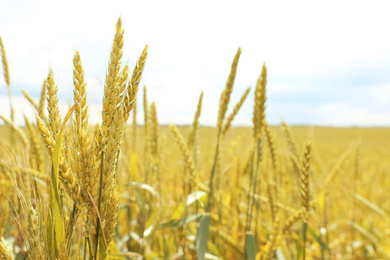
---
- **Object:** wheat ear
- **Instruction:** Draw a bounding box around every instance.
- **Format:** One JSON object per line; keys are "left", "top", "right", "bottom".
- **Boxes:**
{"left": 217, "top": 47, "right": 242, "bottom": 129}
{"left": 0, "top": 36, "right": 15, "bottom": 151}
{"left": 222, "top": 86, "right": 251, "bottom": 136}
{"left": 170, "top": 124, "right": 207, "bottom": 192}
{"left": 124, "top": 44, "right": 148, "bottom": 122}
{"left": 282, "top": 207, "right": 306, "bottom": 234}
{"left": 323, "top": 151, "right": 350, "bottom": 190}
{"left": 264, "top": 121, "right": 278, "bottom": 170}
{"left": 281, "top": 121, "right": 300, "bottom": 159}
{"left": 35, "top": 114, "right": 81, "bottom": 202}
{"left": 38, "top": 80, "right": 47, "bottom": 121}
{"left": 300, "top": 141, "right": 311, "bottom": 221}
{"left": 46, "top": 67, "right": 62, "bottom": 138}
{"left": 98, "top": 17, "right": 128, "bottom": 258}
{"left": 187, "top": 91, "right": 203, "bottom": 151}
{"left": 149, "top": 102, "right": 159, "bottom": 158}
{"left": 0, "top": 36, "right": 10, "bottom": 86}
{"left": 26, "top": 206, "right": 44, "bottom": 259}
{"left": 21, "top": 90, "right": 39, "bottom": 112}
{"left": 252, "top": 63, "right": 267, "bottom": 140}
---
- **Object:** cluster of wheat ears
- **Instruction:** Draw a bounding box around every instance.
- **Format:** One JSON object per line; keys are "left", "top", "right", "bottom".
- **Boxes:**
{"left": 0, "top": 17, "right": 389, "bottom": 260}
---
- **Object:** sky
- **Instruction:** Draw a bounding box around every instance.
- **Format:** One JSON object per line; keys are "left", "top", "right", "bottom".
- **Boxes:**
{"left": 1, "top": 0, "right": 390, "bottom": 126}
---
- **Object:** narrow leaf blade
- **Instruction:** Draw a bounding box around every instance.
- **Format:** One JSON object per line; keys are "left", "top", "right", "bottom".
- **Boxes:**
{"left": 195, "top": 215, "right": 210, "bottom": 260}
{"left": 245, "top": 232, "right": 256, "bottom": 260}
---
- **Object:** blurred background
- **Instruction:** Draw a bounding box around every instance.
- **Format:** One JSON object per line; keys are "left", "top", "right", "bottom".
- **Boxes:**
{"left": 1, "top": 0, "right": 390, "bottom": 126}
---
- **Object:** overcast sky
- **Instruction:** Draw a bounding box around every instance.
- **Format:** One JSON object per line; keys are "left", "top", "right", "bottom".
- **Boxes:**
{"left": 1, "top": 0, "right": 390, "bottom": 126}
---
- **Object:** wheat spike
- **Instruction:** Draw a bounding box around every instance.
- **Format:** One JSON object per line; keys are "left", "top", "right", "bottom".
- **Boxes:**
{"left": 101, "top": 16, "right": 124, "bottom": 145}
{"left": 0, "top": 36, "right": 15, "bottom": 151}
{"left": 323, "top": 151, "right": 350, "bottom": 190}
{"left": 300, "top": 141, "right": 311, "bottom": 222}
{"left": 46, "top": 67, "right": 62, "bottom": 138}
{"left": 98, "top": 18, "right": 129, "bottom": 258}
{"left": 73, "top": 50, "right": 88, "bottom": 130}
{"left": 99, "top": 17, "right": 126, "bottom": 202}
{"left": 264, "top": 121, "right": 278, "bottom": 173}
{"left": 99, "top": 16, "right": 125, "bottom": 189}
{"left": 124, "top": 45, "right": 148, "bottom": 122}
{"left": 282, "top": 207, "right": 306, "bottom": 234}
{"left": 35, "top": 114, "right": 81, "bottom": 202}
{"left": 21, "top": 90, "right": 39, "bottom": 112}
{"left": 252, "top": 63, "right": 267, "bottom": 140}
{"left": 0, "top": 36, "right": 10, "bottom": 86}
{"left": 150, "top": 102, "right": 159, "bottom": 158}
{"left": 281, "top": 121, "right": 300, "bottom": 159}
{"left": 170, "top": 124, "right": 207, "bottom": 191}
{"left": 217, "top": 47, "right": 241, "bottom": 129}
{"left": 222, "top": 86, "right": 251, "bottom": 136}
{"left": 72, "top": 50, "right": 99, "bottom": 212}
{"left": 187, "top": 91, "right": 203, "bottom": 168}
{"left": 117, "top": 64, "right": 129, "bottom": 108}
{"left": 38, "top": 80, "right": 47, "bottom": 121}
{"left": 26, "top": 206, "right": 44, "bottom": 259}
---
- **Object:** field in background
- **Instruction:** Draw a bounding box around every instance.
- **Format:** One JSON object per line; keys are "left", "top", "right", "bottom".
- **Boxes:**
{"left": 1, "top": 124, "right": 389, "bottom": 259}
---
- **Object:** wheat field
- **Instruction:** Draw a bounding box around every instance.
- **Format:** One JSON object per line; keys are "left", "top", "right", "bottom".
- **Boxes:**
{"left": 0, "top": 17, "right": 389, "bottom": 260}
